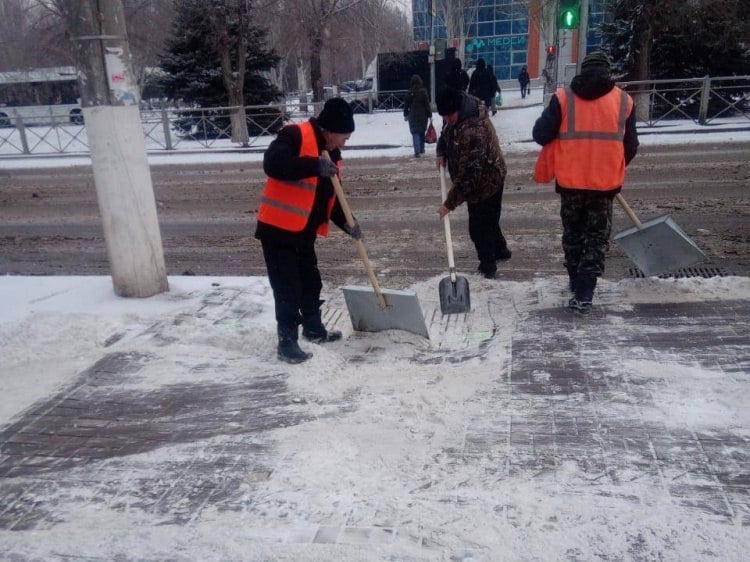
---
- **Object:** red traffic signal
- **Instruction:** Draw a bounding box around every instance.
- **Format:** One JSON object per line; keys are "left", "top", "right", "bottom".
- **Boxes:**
{"left": 546, "top": 45, "right": 556, "bottom": 57}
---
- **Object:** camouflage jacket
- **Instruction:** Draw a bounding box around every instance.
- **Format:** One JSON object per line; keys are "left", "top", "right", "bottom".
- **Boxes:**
{"left": 436, "top": 94, "right": 507, "bottom": 210}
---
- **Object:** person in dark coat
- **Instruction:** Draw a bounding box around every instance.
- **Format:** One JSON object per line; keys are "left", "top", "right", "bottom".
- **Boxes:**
{"left": 435, "top": 89, "right": 511, "bottom": 279}
{"left": 469, "top": 58, "right": 498, "bottom": 114}
{"left": 444, "top": 58, "right": 469, "bottom": 92}
{"left": 487, "top": 64, "right": 502, "bottom": 115}
{"left": 256, "top": 98, "right": 362, "bottom": 363}
{"left": 532, "top": 52, "right": 639, "bottom": 314}
{"left": 403, "top": 74, "right": 432, "bottom": 157}
{"left": 518, "top": 66, "right": 530, "bottom": 98}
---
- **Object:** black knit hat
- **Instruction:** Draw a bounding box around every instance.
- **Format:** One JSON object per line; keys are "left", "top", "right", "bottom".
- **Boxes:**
{"left": 317, "top": 97, "right": 355, "bottom": 133}
{"left": 581, "top": 51, "right": 611, "bottom": 73}
{"left": 436, "top": 88, "right": 463, "bottom": 116}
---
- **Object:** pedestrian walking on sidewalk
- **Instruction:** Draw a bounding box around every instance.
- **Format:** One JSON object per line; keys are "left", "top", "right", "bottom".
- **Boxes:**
{"left": 518, "top": 66, "right": 531, "bottom": 98}
{"left": 435, "top": 88, "right": 511, "bottom": 280}
{"left": 403, "top": 74, "right": 432, "bottom": 158}
{"left": 487, "top": 64, "right": 502, "bottom": 116}
{"left": 532, "top": 51, "right": 639, "bottom": 314}
{"left": 256, "top": 98, "right": 362, "bottom": 363}
{"left": 444, "top": 58, "right": 470, "bottom": 92}
{"left": 468, "top": 58, "right": 497, "bottom": 114}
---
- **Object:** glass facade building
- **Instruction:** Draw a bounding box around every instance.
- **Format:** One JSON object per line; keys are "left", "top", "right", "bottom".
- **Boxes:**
{"left": 412, "top": 0, "right": 609, "bottom": 81}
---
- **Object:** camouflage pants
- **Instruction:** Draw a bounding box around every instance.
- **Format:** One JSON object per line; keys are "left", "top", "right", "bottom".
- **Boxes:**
{"left": 559, "top": 191, "right": 614, "bottom": 278}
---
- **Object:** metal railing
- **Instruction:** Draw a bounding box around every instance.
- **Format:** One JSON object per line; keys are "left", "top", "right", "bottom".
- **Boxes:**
{"left": 0, "top": 78, "right": 747, "bottom": 156}
{"left": 618, "top": 75, "right": 750, "bottom": 127}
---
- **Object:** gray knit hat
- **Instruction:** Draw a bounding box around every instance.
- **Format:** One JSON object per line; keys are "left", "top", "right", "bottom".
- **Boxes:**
{"left": 581, "top": 51, "right": 611, "bottom": 73}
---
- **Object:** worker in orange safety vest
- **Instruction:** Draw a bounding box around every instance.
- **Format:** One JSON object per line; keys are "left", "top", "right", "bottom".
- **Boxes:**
{"left": 256, "top": 98, "right": 361, "bottom": 363}
{"left": 532, "top": 51, "right": 639, "bottom": 315}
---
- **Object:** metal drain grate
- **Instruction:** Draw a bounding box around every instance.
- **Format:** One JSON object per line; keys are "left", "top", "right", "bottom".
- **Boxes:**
{"left": 628, "top": 266, "right": 732, "bottom": 279}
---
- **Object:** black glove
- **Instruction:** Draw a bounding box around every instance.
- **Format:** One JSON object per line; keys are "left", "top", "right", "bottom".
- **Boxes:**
{"left": 318, "top": 156, "right": 339, "bottom": 177}
{"left": 342, "top": 219, "right": 362, "bottom": 240}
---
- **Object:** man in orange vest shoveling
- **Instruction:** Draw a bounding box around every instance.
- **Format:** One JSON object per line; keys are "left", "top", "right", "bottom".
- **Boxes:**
{"left": 256, "top": 98, "right": 361, "bottom": 363}
{"left": 532, "top": 51, "right": 639, "bottom": 315}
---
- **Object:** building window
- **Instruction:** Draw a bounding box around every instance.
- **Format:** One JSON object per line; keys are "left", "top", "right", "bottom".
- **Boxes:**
{"left": 412, "top": 0, "right": 531, "bottom": 81}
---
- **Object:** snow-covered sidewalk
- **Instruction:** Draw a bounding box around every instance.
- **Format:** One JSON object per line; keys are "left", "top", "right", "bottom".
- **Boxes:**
{"left": 1, "top": 274, "right": 748, "bottom": 560}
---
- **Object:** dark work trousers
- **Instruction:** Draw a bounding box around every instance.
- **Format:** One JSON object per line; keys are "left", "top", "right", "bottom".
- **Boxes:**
{"left": 467, "top": 190, "right": 508, "bottom": 275}
{"left": 261, "top": 238, "right": 322, "bottom": 336}
{"left": 559, "top": 191, "right": 614, "bottom": 278}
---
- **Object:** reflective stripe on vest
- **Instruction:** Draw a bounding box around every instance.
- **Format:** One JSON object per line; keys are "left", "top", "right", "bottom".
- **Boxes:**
{"left": 554, "top": 86, "right": 633, "bottom": 190}
{"left": 258, "top": 121, "right": 335, "bottom": 235}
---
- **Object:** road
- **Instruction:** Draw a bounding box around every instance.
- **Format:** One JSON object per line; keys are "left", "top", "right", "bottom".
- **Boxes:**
{"left": 1, "top": 140, "right": 749, "bottom": 287}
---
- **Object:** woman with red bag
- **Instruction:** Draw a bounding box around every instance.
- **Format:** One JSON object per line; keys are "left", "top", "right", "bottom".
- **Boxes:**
{"left": 403, "top": 74, "right": 432, "bottom": 158}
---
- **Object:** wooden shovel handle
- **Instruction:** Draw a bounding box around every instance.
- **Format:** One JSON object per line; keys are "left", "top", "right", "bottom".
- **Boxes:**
{"left": 439, "top": 166, "right": 457, "bottom": 283}
{"left": 615, "top": 193, "right": 643, "bottom": 230}
{"left": 322, "top": 150, "right": 387, "bottom": 309}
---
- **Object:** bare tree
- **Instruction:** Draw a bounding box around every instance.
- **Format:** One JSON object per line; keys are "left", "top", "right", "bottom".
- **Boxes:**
{"left": 256, "top": 0, "right": 409, "bottom": 99}
{"left": 209, "top": 0, "right": 250, "bottom": 145}
{"left": 434, "top": 0, "right": 482, "bottom": 61}
{"left": 120, "top": 1, "right": 175, "bottom": 89}
{"left": 341, "top": 0, "right": 412, "bottom": 80}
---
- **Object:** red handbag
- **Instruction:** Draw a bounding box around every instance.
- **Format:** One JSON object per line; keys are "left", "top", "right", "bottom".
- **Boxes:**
{"left": 425, "top": 120, "right": 437, "bottom": 144}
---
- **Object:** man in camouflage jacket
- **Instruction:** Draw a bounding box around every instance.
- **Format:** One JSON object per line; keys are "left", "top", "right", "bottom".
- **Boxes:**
{"left": 436, "top": 89, "right": 511, "bottom": 279}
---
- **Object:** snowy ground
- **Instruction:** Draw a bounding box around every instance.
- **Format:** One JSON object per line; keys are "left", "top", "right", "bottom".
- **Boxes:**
{"left": 1, "top": 273, "right": 749, "bottom": 561}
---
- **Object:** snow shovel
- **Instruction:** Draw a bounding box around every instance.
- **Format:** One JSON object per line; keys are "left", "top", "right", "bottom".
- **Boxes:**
{"left": 613, "top": 193, "right": 706, "bottom": 277}
{"left": 438, "top": 166, "right": 471, "bottom": 314}
{"left": 323, "top": 151, "right": 429, "bottom": 339}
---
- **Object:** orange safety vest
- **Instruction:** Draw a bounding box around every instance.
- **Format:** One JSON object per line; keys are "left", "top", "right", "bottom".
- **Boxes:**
{"left": 258, "top": 121, "right": 337, "bottom": 236}
{"left": 550, "top": 86, "right": 633, "bottom": 190}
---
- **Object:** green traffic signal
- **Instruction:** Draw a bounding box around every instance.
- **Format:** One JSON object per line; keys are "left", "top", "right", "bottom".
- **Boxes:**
{"left": 561, "top": 9, "right": 578, "bottom": 29}
{"left": 559, "top": 0, "right": 580, "bottom": 29}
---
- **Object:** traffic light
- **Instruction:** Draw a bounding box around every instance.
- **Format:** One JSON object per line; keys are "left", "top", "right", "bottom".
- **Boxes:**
{"left": 559, "top": 0, "right": 580, "bottom": 30}
{"left": 546, "top": 45, "right": 556, "bottom": 59}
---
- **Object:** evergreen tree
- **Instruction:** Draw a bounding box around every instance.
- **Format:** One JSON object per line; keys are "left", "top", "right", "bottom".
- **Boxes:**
{"left": 158, "top": 0, "right": 280, "bottom": 107}
{"left": 600, "top": 0, "right": 750, "bottom": 81}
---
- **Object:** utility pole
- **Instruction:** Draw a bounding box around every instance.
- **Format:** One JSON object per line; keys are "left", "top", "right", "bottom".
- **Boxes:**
{"left": 429, "top": 0, "right": 436, "bottom": 107}
{"left": 576, "top": 0, "right": 590, "bottom": 74}
{"left": 62, "top": 0, "right": 168, "bottom": 298}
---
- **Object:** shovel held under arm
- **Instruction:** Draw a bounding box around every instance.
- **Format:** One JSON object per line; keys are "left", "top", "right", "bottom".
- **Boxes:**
{"left": 322, "top": 150, "right": 387, "bottom": 310}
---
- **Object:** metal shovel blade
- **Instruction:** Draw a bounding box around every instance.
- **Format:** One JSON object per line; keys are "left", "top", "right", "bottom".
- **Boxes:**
{"left": 438, "top": 275, "right": 471, "bottom": 315}
{"left": 613, "top": 214, "right": 706, "bottom": 276}
{"left": 342, "top": 285, "right": 430, "bottom": 338}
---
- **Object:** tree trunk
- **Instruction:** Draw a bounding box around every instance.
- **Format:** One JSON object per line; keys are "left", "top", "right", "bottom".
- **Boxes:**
{"left": 228, "top": 88, "right": 249, "bottom": 146}
{"left": 297, "top": 49, "right": 310, "bottom": 114}
{"left": 309, "top": 27, "right": 324, "bottom": 102}
{"left": 632, "top": 20, "right": 653, "bottom": 122}
{"left": 214, "top": 0, "right": 249, "bottom": 146}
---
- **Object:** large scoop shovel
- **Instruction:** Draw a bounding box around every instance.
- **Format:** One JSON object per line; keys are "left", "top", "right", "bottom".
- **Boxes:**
{"left": 438, "top": 166, "right": 471, "bottom": 314}
{"left": 324, "top": 152, "right": 429, "bottom": 338}
{"left": 613, "top": 193, "right": 706, "bottom": 277}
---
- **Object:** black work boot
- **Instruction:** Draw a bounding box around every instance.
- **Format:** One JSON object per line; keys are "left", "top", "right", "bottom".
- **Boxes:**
{"left": 302, "top": 314, "right": 342, "bottom": 344}
{"left": 568, "top": 276, "right": 597, "bottom": 315}
{"left": 495, "top": 247, "right": 512, "bottom": 261}
{"left": 277, "top": 325, "right": 312, "bottom": 364}
{"left": 477, "top": 263, "right": 497, "bottom": 280}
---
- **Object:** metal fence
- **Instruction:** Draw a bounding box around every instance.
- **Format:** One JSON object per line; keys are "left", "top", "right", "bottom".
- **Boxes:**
{"left": 0, "top": 77, "right": 747, "bottom": 156}
{"left": 617, "top": 75, "right": 750, "bottom": 127}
